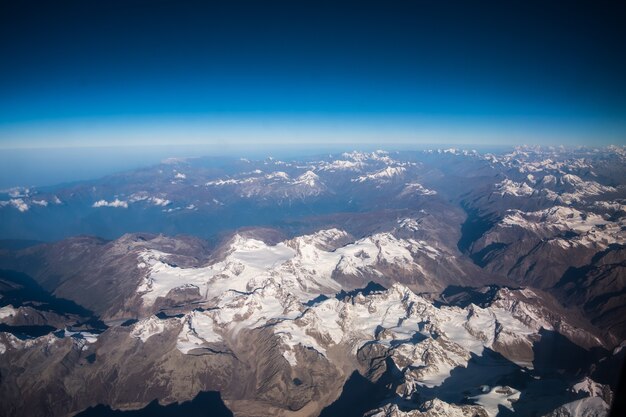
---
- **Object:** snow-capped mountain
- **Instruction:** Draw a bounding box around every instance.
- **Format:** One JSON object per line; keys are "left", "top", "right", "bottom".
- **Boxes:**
{"left": 0, "top": 227, "right": 620, "bottom": 417}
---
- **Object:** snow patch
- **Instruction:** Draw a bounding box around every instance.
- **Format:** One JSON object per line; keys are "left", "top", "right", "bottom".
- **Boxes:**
{"left": 470, "top": 386, "right": 520, "bottom": 417}
{"left": 0, "top": 305, "right": 17, "bottom": 320}
{"left": 176, "top": 311, "right": 222, "bottom": 354}
{"left": 131, "top": 315, "right": 174, "bottom": 342}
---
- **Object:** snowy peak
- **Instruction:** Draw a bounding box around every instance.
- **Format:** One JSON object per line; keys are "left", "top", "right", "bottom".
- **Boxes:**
{"left": 494, "top": 179, "right": 535, "bottom": 197}
{"left": 136, "top": 228, "right": 455, "bottom": 312}
{"left": 286, "top": 228, "right": 349, "bottom": 252}
{"left": 205, "top": 168, "right": 326, "bottom": 200}
{"left": 354, "top": 166, "right": 406, "bottom": 183}
{"left": 400, "top": 182, "right": 437, "bottom": 196}
{"left": 294, "top": 170, "right": 320, "bottom": 187}
{"left": 268, "top": 281, "right": 602, "bottom": 398}
{"left": 318, "top": 159, "right": 364, "bottom": 171}
{"left": 265, "top": 171, "right": 290, "bottom": 181}
{"left": 498, "top": 206, "right": 625, "bottom": 249}
{"left": 342, "top": 149, "right": 394, "bottom": 164}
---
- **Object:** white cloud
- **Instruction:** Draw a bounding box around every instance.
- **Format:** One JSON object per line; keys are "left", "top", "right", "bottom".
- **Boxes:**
{"left": 7, "top": 187, "right": 30, "bottom": 198}
{"left": 10, "top": 199, "right": 29, "bottom": 212}
{"left": 32, "top": 200, "right": 48, "bottom": 207}
{"left": 92, "top": 199, "right": 128, "bottom": 208}
{"left": 149, "top": 197, "right": 171, "bottom": 206}
{"left": 128, "top": 193, "right": 149, "bottom": 203}
{"left": 175, "top": 172, "right": 186, "bottom": 179}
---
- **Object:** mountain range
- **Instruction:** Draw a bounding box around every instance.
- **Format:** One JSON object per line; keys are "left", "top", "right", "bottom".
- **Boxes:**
{"left": 1, "top": 146, "right": 625, "bottom": 417}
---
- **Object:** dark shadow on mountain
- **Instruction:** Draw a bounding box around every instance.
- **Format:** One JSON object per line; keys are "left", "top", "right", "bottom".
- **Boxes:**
{"left": 609, "top": 357, "right": 626, "bottom": 417}
{"left": 396, "top": 343, "right": 593, "bottom": 417}
{"left": 318, "top": 357, "right": 401, "bottom": 417}
{"left": 551, "top": 244, "right": 626, "bottom": 340}
{"left": 389, "top": 332, "right": 428, "bottom": 347}
{"left": 0, "top": 323, "right": 56, "bottom": 339}
{"left": 505, "top": 329, "right": 611, "bottom": 416}
{"left": 73, "top": 391, "right": 233, "bottom": 417}
{"left": 0, "top": 269, "right": 107, "bottom": 332}
{"left": 1, "top": 269, "right": 91, "bottom": 316}
{"left": 304, "top": 294, "right": 329, "bottom": 306}
{"left": 497, "top": 377, "right": 584, "bottom": 417}
{"left": 155, "top": 311, "right": 185, "bottom": 319}
{"left": 470, "top": 242, "right": 508, "bottom": 267}
{"left": 335, "top": 281, "right": 386, "bottom": 300}
{"left": 591, "top": 348, "right": 626, "bottom": 388}
{"left": 324, "top": 338, "right": 609, "bottom": 417}
{"left": 436, "top": 284, "right": 510, "bottom": 308}
{"left": 533, "top": 328, "right": 608, "bottom": 376}
{"left": 553, "top": 245, "right": 623, "bottom": 291}
{"left": 416, "top": 348, "right": 524, "bottom": 404}
{"left": 317, "top": 371, "right": 381, "bottom": 417}
{"left": 457, "top": 204, "right": 498, "bottom": 255}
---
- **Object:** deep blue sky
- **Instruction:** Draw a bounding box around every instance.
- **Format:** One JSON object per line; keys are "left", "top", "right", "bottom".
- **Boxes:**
{"left": 1, "top": 0, "right": 626, "bottom": 148}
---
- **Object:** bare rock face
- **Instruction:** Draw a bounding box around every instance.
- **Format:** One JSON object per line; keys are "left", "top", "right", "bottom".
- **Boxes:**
{"left": 553, "top": 245, "right": 626, "bottom": 339}
{"left": 224, "top": 329, "right": 346, "bottom": 417}
{"left": 460, "top": 204, "right": 626, "bottom": 340}
{"left": 153, "top": 285, "right": 203, "bottom": 310}
{"left": 0, "top": 233, "right": 211, "bottom": 321}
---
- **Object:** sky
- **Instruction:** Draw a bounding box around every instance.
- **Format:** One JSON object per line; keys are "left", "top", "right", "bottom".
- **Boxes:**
{"left": 1, "top": 0, "right": 626, "bottom": 150}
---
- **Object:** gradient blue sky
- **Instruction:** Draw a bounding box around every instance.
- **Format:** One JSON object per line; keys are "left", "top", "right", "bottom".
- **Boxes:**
{"left": 1, "top": 0, "right": 625, "bottom": 148}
